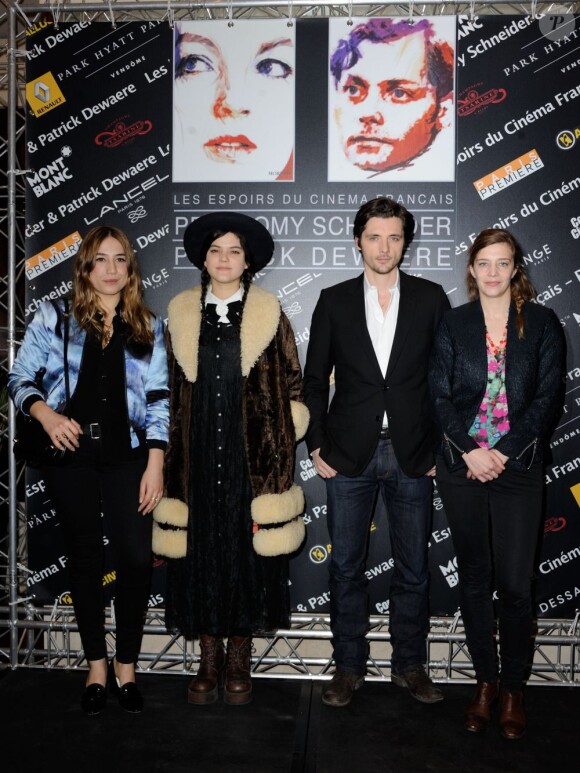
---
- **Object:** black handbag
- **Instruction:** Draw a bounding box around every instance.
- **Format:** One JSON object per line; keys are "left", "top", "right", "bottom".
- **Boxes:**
{"left": 13, "top": 299, "right": 72, "bottom": 468}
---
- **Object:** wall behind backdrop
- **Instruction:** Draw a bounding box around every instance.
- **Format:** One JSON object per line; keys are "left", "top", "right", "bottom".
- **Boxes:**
{"left": 22, "top": 13, "right": 580, "bottom": 621}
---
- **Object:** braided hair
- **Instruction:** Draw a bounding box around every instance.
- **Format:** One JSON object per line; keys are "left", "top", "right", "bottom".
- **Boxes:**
{"left": 198, "top": 229, "right": 255, "bottom": 325}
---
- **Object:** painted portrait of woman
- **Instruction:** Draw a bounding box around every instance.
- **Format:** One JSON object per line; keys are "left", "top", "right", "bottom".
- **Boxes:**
{"left": 173, "top": 20, "right": 295, "bottom": 183}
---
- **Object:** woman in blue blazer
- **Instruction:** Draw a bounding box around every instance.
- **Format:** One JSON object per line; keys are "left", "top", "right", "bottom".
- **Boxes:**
{"left": 429, "top": 228, "right": 565, "bottom": 740}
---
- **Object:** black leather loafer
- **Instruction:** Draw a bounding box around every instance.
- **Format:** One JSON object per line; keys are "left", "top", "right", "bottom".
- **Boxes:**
{"left": 108, "top": 660, "right": 144, "bottom": 713}
{"left": 81, "top": 683, "right": 107, "bottom": 715}
{"left": 116, "top": 682, "right": 144, "bottom": 714}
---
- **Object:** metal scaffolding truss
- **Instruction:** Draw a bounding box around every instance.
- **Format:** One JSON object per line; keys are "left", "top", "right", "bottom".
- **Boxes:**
{"left": 1, "top": 1, "right": 579, "bottom": 682}
{"left": 4, "top": 605, "right": 580, "bottom": 685}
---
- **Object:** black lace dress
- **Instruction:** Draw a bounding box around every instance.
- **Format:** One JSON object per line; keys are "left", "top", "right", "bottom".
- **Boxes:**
{"left": 164, "top": 302, "right": 289, "bottom": 637}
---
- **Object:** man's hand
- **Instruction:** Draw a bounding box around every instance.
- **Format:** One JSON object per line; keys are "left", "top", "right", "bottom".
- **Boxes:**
{"left": 311, "top": 448, "right": 338, "bottom": 479}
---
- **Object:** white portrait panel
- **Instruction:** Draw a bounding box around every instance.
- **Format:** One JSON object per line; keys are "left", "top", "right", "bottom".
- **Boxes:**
{"left": 173, "top": 19, "right": 295, "bottom": 183}
{"left": 328, "top": 16, "right": 456, "bottom": 183}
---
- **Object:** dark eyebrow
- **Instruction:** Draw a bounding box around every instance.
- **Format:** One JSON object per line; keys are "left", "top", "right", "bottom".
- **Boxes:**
{"left": 343, "top": 74, "right": 368, "bottom": 87}
{"left": 379, "top": 78, "right": 423, "bottom": 88}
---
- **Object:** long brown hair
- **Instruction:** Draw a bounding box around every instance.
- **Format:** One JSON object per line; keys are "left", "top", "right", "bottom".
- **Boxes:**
{"left": 72, "top": 225, "right": 153, "bottom": 344}
{"left": 467, "top": 228, "right": 535, "bottom": 338}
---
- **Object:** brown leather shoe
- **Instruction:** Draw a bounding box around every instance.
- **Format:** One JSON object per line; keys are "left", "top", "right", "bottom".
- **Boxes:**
{"left": 391, "top": 666, "right": 444, "bottom": 703}
{"left": 464, "top": 681, "right": 498, "bottom": 732}
{"left": 499, "top": 690, "right": 526, "bottom": 740}
{"left": 322, "top": 671, "right": 364, "bottom": 707}
{"left": 224, "top": 636, "right": 252, "bottom": 706}
{"left": 188, "top": 634, "right": 225, "bottom": 705}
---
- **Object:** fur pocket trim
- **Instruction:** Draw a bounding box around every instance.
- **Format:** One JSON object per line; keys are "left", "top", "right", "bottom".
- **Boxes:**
{"left": 152, "top": 522, "right": 187, "bottom": 559}
{"left": 253, "top": 516, "right": 305, "bottom": 557}
{"left": 152, "top": 497, "right": 188, "bottom": 528}
{"left": 290, "top": 400, "right": 309, "bottom": 441}
{"left": 251, "top": 484, "right": 304, "bottom": 525}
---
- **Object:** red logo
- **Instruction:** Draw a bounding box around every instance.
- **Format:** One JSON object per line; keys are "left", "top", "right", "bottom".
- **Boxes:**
{"left": 458, "top": 85, "right": 507, "bottom": 117}
{"left": 544, "top": 517, "right": 566, "bottom": 533}
{"left": 95, "top": 118, "right": 152, "bottom": 148}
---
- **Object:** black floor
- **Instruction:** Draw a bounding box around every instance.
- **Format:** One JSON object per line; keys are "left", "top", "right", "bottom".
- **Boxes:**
{"left": 0, "top": 669, "right": 577, "bottom": 772}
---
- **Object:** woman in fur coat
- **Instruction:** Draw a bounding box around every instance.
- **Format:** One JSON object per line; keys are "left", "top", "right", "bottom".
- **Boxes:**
{"left": 153, "top": 212, "right": 309, "bottom": 706}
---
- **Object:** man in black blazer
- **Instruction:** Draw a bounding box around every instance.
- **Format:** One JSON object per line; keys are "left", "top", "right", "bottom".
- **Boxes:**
{"left": 304, "top": 197, "right": 450, "bottom": 707}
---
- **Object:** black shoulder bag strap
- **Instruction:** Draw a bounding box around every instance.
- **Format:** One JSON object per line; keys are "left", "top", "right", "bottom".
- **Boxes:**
{"left": 62, "top": 297, "right": 71, "bottom": 407}
{"left": 49, "top": 297, "right": 71, "bottom": 408}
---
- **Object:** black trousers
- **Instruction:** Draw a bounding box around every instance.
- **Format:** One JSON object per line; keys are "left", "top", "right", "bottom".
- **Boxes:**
{"left": 43, "top": 438, "right": 152, "bottom": 664}
{"left": 436, "top": 456, "right": 543, "bottom": 691}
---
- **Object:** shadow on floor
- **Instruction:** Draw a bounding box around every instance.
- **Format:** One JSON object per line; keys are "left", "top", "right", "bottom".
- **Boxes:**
{"left": 0, "top": 669, "right": 577, "bottom": 772}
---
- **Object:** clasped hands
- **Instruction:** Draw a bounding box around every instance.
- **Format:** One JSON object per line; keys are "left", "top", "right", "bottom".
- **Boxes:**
{"left": 463, "top": 447, "right": 508, "bottom": 483}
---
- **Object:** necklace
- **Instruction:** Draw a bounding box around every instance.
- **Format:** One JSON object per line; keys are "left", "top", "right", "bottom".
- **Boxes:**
{"left": 486, "top": 326, "right": 507, "bottom": 357}
{"left": 102, "top": 322, "right": 113, "bottom": 347}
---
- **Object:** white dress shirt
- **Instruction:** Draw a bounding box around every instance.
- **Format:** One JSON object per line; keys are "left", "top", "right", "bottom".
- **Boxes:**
{"left": 364, "top": 270, "right": 400, "bottom": 428}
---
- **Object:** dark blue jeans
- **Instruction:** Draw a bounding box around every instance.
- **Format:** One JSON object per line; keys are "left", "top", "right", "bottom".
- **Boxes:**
{"left": 325, "top": 438, "right": 433, "bottom": 675}
{"left": 436, "top": 457, "right": 543, "bottom": 691}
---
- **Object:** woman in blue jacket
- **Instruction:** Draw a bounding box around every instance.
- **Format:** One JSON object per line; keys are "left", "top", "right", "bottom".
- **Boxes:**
{"left": 429, "top": 228, "right": 565, "bottom": 740}
{"left": 9, "top": 225, "right": 169, "bottom": 715}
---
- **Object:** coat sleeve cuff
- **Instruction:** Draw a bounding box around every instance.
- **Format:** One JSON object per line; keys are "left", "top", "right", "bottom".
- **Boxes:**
{"left": 253, "top": 517, "right": 305, "bottom": 557}
{"left": 251, "top": 484, "right": 306, "bottom": 557}
{"left": 251, "top": 484, "right": 304, "bottom": 525}
{"left": 152, "top": 497, "right": 188, "bottom": 558}
{"left": 290, "top": 400, "right": 309, "bottom": 442}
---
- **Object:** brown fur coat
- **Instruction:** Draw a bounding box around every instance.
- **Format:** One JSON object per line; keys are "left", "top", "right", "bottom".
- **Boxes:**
{"left": 153, "top": 284, "right": 309, "bottom": 558}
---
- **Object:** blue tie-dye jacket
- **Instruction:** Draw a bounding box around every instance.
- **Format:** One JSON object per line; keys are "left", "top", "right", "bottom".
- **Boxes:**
{"left": 8, "top": 299, "right": 170, "bottom": 448}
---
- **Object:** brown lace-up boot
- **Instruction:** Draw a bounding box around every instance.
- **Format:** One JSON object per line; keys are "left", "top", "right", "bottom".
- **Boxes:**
{"left": 187, "top": 634, "right": 225, "bottom": 705}
{"left": 224, "top": 636, "right": 252, "bottom": 705}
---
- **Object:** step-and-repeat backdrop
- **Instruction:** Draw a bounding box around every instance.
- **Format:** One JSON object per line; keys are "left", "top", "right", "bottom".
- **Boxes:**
{"left": 22, "top": 14, "right": 580, "bottom": 619}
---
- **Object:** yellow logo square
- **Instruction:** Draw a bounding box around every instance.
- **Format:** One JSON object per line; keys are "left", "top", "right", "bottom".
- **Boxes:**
{"left": 26, "top": 72, "right": 66, "bottom": 117}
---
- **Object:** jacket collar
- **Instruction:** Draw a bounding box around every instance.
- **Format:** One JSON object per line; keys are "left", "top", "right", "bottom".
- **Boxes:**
{"left": 167, "top": 284, "right": 280, "bottom": 382}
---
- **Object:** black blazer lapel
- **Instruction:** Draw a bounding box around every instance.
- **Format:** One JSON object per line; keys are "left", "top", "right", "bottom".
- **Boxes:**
{"left": 385, "top": 271, "right": 416, "bottom": 382}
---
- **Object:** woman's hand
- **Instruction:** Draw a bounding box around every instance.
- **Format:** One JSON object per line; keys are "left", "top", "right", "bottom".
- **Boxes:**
{"left": 463, "top": 447, "right": 505, "bottom": 483}
{"left": 29, "top": 401, "right": 81, "bottom": 452}
{"left": 138, "top": 448, "right": 164, "bottom": 514}
{"left": 489, "top": 448, "right": 509, "bottom": 466}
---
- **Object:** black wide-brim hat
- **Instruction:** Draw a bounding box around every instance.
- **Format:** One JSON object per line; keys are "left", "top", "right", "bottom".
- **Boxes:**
{"left": 183, "top": 212, "right": 275, "bottom": 272}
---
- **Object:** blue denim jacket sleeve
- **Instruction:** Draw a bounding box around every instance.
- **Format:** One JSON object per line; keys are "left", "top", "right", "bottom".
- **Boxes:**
{"left": 144, "top": 315, "right": 170, "bottom": 446}
{"left": 8, "top": 302, "right": 57, "bottom": 413}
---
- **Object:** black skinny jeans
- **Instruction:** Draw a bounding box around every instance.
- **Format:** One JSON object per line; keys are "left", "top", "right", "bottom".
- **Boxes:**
{"left": 43, "top": 437, "right": 152, "bottom": 664}
{"left": 436, "top": 457, "right": 543, "bottom": 691}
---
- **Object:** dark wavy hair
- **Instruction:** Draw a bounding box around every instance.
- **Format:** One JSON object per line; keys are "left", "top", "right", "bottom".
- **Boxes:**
{"left": 353, "top": 197, "right": 415, "bottom": 251}
{"left": 467, "top": 228, "right": 536, "bottom": 338}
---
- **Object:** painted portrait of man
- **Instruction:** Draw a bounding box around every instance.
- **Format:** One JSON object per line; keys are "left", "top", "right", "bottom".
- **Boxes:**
{"left": 328, "top": 17, "right": 456, "bottom": 182}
